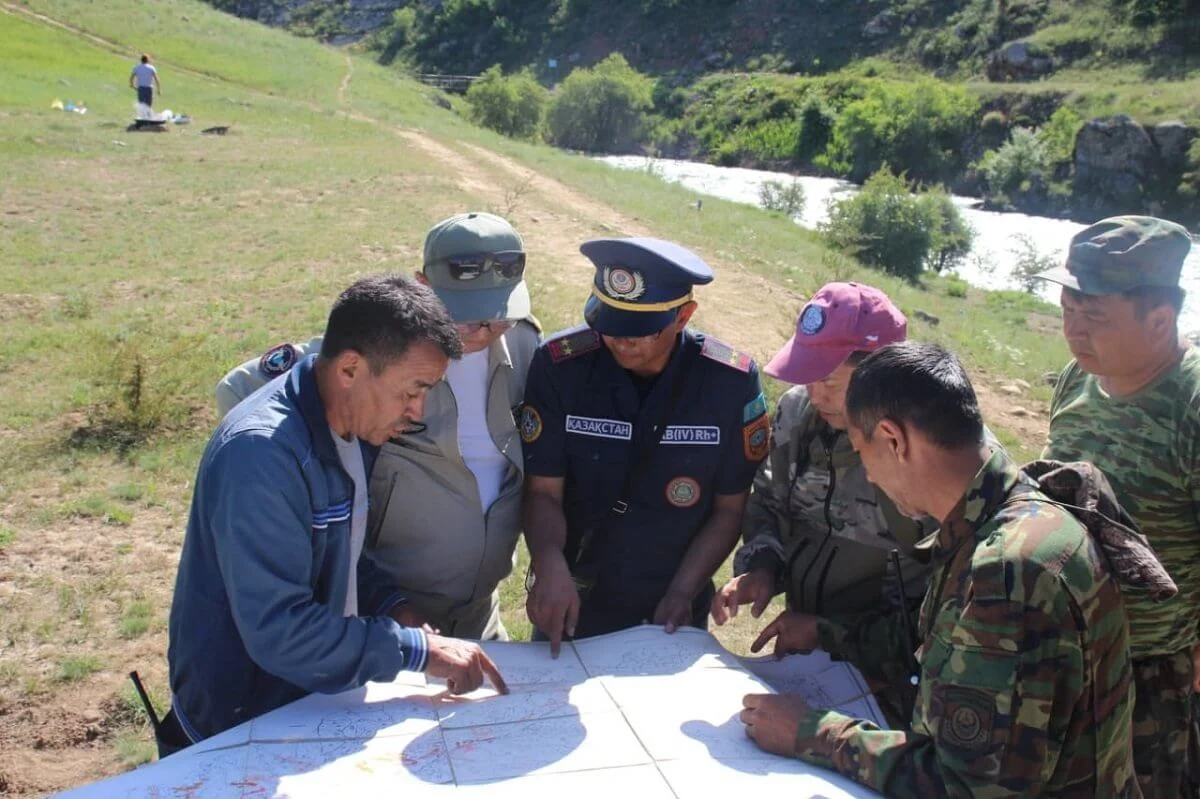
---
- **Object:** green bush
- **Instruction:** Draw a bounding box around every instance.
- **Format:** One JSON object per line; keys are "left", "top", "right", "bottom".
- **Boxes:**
{"left": 976, "top": 127, "right": 1052, "bottom": 205}
{"left": 821, "top": 166, "right": 975, "bottom": 281}
{"left": 758, "top": 179, "right": 807, "bottom": 216}
{"left": 546, "top": 54, "right": 654, "bottom": 153}
{"left": 795, "top": 95, "right": 835, "bottom": 164}
{"left": 922, "top": 187, "right": 975, "bottom": 274}
{"left": 1009, "top": 233, "right": 1057, "bottom": 294}
{"left": 1177, "top": 140, "right": 1200, "bottom": 201}
{"left": 1038, "top": 105, "right": 1084, "bottom": 164}
{"left": 465, "top": 65, "right": 547, "bottom": 140}
{"left": 818, "top": 80, "right": 979, "bottom": 184}
{"left": 980, "top": 110, "right": 1008, "bottom": 135}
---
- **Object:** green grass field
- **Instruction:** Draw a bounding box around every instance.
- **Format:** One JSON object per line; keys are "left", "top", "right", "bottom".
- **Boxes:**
{"left": 0, "top": 1, "right": 1071, "bottom": 794}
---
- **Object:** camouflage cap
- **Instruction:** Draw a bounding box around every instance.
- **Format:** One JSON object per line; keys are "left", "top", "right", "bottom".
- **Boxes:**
{"left": 1036, "top": 215, "right": 1193, "bottom": 295}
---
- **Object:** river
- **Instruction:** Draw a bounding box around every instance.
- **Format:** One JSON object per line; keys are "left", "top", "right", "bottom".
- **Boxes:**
{"left": 597, "top": 156, "right": 1200, "bottom": 332}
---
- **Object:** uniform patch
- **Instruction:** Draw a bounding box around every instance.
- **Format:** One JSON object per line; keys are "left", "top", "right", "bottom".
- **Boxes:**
{"left": 259, "top": 343, "right": 299, "bottom": 378}
{"left": 547, "top": 328, "right": 601, "bottom": 363}
{"left": 665, "top": 476, "right": 701, "bottom": 508}
{"left": 935, "top": 685, "right": 995, "bottom": 755}
{"left": 660, "top": 425, "right": 721, "bottom": 445}
{"left": 700, "top": 336, "right": 753, "bottom": 373}
{"left": 518, "top": 405, "right": 543, "bottom": 444}
{"left": 743, "top": 414, "right": 771, "bottom": 461}
{"left": 565, "top": 415, "right": 633, "bottom": 440}
{"left": 743, "top": 392, "right": 768, "bottom": 423}
{"left": 602, "top": 266, "right": 646, "bottom": 300}
{"left": 800, "top": 304, "right": 826, "bottom": 335}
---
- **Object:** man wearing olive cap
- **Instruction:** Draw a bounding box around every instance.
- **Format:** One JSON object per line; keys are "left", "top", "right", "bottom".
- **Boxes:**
{"left": 1038, "top": 215, "right": 1199, "bottom": 798}
{"left": 519, "top": 237, "right": 769, "bottom": 654}
{"left": 215, "top": 212, "right": 540, "bottom": 641}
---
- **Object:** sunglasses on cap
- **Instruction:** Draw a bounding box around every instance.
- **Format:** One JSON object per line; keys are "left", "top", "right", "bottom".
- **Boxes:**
{"left": 440, "top": 251, "right": 526, "bottom": 281}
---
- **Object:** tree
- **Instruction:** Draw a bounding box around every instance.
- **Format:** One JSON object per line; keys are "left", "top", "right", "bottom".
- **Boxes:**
{"left": 821, "top": 166, "right": 975, "bottom": 281}
{"left": 465, "top": 66, "right": 547, "bottom": 140}
{"left": 546, "top": 54, "right": 654, "bottom": 153}
{"left": 758, "top": 179, "right": 806, "bottom": 216}
{"left": 818, "top": 80, "right": 979, "bottom": 184}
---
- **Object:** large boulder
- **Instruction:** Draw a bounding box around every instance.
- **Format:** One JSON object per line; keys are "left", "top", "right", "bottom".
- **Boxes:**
{"left": 986, "top": 42, "right": 1055, "bottom": 82}
{"left": 1073, "top": 115, "right": 1159, "bottom": 214}
{"left": 1151, "top": 121, "right": 1197, "bottom": 172}
{"left": 861, "top": 10, "right": 898, "bottom": 39}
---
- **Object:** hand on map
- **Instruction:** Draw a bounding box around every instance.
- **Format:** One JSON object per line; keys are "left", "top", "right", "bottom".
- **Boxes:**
{"left": 426, "top": 635, "right": 509, "bottom": 696}
{"left": 749, "top": 610, "right": 819, "bottom": 658}
{"left": 652, "top": 590, "right": 693, "bottom": 633}
{"left": 710, "top": 568, "right": 775, "bottom": 625}
{"left": 525, "top": 550, "right": 579, "bottom": 658}
{"left": 740, "top": 693, "right": 811, "bottom": 757}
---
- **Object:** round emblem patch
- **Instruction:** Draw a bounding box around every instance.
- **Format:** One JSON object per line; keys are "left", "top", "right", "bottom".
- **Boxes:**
{"left": 665, "top": 476, "right": 701, "bottom": 508}
{"left": 948, "top": 705, "right": 986, "bottom": 747}
{"left": 799, "top": 304, "right": 826, "bottom": 336}
{"left": 602, "top": 266, "right": 646, "bottom": 300}
{"left": 259, "top": 343, "right": 298, "bottom": 378}
{"left": 518, "top": 405, "right": 543, "bottom": 444}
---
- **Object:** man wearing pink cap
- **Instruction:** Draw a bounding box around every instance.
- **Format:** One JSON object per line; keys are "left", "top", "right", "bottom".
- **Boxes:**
{"left": 713, "top": 282, "right": 933, "bottom": 721}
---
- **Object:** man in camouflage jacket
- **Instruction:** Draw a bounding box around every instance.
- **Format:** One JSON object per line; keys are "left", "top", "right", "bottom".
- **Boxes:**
{"left": 742, "top": 342, "right": 1174, "bottom": 798}
{"left": 1037, "top": 216, "right": 1200, "bottom": 798}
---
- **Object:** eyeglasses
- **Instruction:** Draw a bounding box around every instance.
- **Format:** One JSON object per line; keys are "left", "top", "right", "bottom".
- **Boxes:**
{"left": 458, "top": 320, "right": 514, "bottom": 335}
{"left": 442, "top": 251, "right": 526, "bottom": 281}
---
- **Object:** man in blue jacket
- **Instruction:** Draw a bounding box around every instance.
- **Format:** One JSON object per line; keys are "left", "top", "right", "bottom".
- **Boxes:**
{"left": 163, "top": 274, "right": 507, "bottom": 754}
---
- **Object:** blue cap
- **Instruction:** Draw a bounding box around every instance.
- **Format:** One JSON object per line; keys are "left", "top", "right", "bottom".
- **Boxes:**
{"left": 580, "top": 237, "right": 714, "bottom": 337}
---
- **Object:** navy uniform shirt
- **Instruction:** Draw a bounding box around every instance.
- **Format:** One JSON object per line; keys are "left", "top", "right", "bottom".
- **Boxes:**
{"left": 520, "top": 325, "right": 770, "bottom": 635}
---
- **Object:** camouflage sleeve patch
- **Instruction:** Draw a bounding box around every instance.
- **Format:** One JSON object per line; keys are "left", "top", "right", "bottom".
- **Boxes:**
{"left": 546, "top": 327, "right": 601, "bottom": 363}
{"left": 259, "top": 342, "right": 299, "bottom": 378}
{"left": 743, "top": 414, "right": 771, "bottom": 462}
{"left": 701, "top": 335, "right": 753, "bottom": 373}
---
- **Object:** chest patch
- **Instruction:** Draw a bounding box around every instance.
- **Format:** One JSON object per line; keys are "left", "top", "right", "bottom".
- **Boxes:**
{"left": 660, "top": 425, "right": 721, "bottom": 445}
{"left": 566, "top": 415, "right": 633, "bottom": 440}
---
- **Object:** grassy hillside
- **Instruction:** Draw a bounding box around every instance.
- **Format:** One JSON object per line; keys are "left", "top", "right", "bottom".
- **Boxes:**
{"left": 1, "top": 1, "right": 1069, "bottom": 794}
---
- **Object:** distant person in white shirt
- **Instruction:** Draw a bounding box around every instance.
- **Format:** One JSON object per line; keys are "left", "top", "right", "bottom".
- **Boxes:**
{"left": 214, "top": 212, "right": 541, "bottom": 640}
{"left": 129, "top": 54, "right": 161, "bottom": 109}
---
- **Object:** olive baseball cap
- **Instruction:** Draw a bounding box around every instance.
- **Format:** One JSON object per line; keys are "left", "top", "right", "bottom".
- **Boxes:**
{"left": 421, "top": 211, "right": 531, "bottom": 321}
{"left": 1036, "top": 215, "right": 1193, "bottom": 295}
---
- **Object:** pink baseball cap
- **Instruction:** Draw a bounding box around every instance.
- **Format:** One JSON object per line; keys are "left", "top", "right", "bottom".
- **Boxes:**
{"left": 765, "top": 282, "right": 907, "bottom": 384}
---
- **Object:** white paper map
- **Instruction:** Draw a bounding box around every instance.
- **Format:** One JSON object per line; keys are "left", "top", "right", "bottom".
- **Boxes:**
{"left": 58, "top": 626, "right": 885, "bottom": 798}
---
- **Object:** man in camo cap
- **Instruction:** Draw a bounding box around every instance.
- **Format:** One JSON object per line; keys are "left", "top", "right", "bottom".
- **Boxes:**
{"left": 1038, "top": 215, "right": 1199, "bottom": 798}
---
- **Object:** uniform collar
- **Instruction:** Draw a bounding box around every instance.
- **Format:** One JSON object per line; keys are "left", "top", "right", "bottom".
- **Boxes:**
{"left": 917, "top": 448, "right": 1021, "bottom": 562}
{"left": 489, "top": 330, "right": 514, "bottom": 374}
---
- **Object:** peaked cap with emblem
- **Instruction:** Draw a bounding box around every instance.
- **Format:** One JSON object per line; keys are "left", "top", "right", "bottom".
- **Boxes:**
{"left": 580, "top": 237, "right": 714, "bottom": 337}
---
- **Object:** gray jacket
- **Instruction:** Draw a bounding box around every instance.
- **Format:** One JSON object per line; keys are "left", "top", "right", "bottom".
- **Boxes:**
{"left": 734, "top": 385, "right": 935, "bottom": 623}
{"left": 214, "top": 322, "right": 540, "bottom": 637}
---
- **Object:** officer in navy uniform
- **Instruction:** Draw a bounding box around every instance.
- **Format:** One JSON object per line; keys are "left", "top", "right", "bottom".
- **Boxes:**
{"left": 519, "top": 237, "right": 770, "bottom": 654}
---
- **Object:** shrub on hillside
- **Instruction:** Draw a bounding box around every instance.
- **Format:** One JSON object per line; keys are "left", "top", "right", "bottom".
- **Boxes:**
{"left": 1009, "top": 233, "right": 1057, "bottom": 294}
{"left": 546, "top": 54, "right": 655, "bottom": 153}
{"left": 466, "top": 66, "right": 547, "bottom": 140}
{"left": 821, "top": 166, "right": 975, "bottom": 281}
{"left": 817, "top": 80, "right": 979, "bottom": 184}
{"left": 758, "top": 179, "right": 806, "bottom": 216}
{"left": 976, "top": 127, "right": 1052, "bottom": 205}
{"left": 795, "top": 96, "right": 836, "bottom": 164}
{"left": 1180, "top": 140, "right": 1200, "bottom": 203}
{"left": 1038, "top": 105, "right": 1084, "bottom": 165}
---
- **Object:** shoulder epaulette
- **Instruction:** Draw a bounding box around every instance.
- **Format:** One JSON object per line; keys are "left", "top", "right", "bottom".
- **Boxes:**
{"left": 545, "top": 325, "right": 601, "bottom": 363}
{"left": 700, "top": 335, "right": 753, "bottom": 373}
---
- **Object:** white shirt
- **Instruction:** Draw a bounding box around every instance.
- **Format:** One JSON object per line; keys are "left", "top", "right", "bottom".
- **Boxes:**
{"left": 131, "top": 63, "right": 157, "bottom": 88}
{"left": 445, "top": 349, "right": 510, "bottom": 511}
{"left": 332, "top": 431, "right": 368, "bottom": 617}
